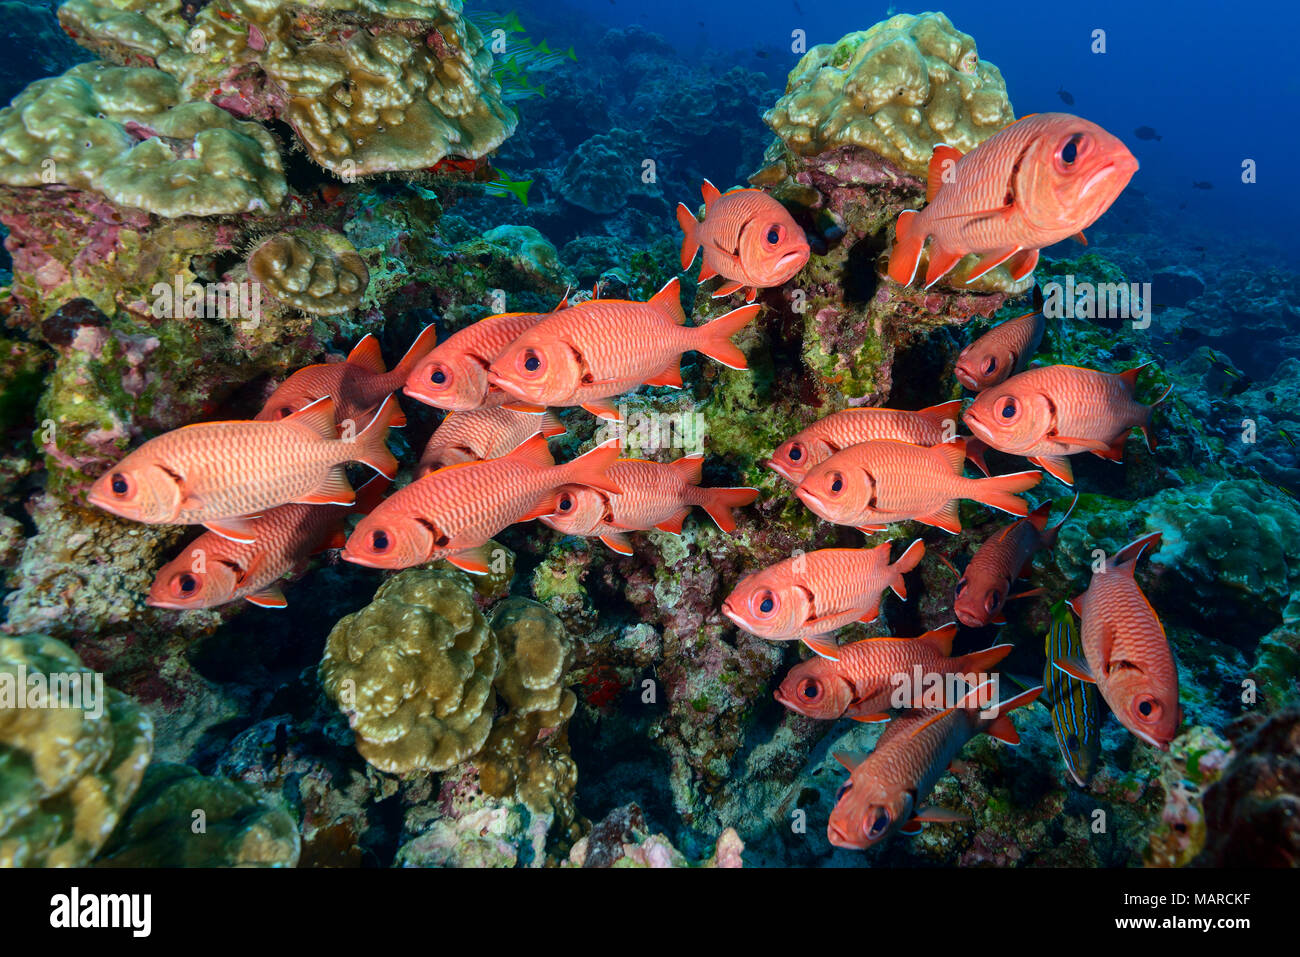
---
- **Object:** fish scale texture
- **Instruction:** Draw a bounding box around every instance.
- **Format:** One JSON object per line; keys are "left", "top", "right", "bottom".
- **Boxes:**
{"left": 527, "top": 302, "right": 687, "bottom": 378}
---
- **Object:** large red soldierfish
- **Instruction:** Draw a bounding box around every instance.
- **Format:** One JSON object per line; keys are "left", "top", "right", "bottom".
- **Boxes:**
{"left": 953, "top": 311, "right": 1045, "bottom": 391}
{"left": 962, "top": 362, "right": 1170, "bottom": 485}
{"left": 953, "top": 496, "right": 1074, "bottom": 627}
{"left": 720, "top": 539, "right": 925, "bottom": 660}
{"left": 256, "top": 326, "right": 437, "bottom": 427}
{"left": 343, "top": 434, "right": 623, "bottom": 573}
{"left": 487, "top": 278, "right": 758, "bottom": 416}
{"left": 887, "top": 113, "right": 1138, "bottom": 289}
{"left": 676, "top": 180, "right": 810, "bottom": 303}
{"left": 795, "top": 438, "right": 1041, "bottom": 534}
{"left": 539, "top": 454, "right": 758, "bottom": 555}
{"left": 774, "top": 623, "right": 1013, "bottom": 721}
{"left": 146, "top": 477, "right": 389, "bottom": 610}
{"left": 88, "top": 396, "right": 400, "bottom": 533}
{"left": 1055, "top": 531, "right": 1180, "bottom": 750}
{"left": 417, "top": 407, "right": 565, "bottom": 476}
{"left": 827, "top": 680, "right": 1042, "bottom": 850}
{"left": 767, "top": 401, "right": 964, "bottom": 485}
{"left": 403, "top": 311, "right": 547, "bottom": 412}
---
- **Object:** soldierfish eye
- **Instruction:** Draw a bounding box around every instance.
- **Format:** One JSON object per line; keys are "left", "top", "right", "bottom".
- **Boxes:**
{"left": 753, "top": 589, "right": 778, "bottom": 617}
{"left": 995, "top": 396, "right": 1019, "bottom": 421}
{"left": 1060, "top": 133, "right": 1085, "bottom": 166}
{"left": 174, "top": 573, "right": 198, "bottom": 596}
{"left": 430, "top": 364, "right": 450, "bottom": 386}
{"left": 798, "top": 679, "right": 821, "bottom": 701}
{"left": 1136, "top": 696, "right": 1160, "bottom": 719}
{"left": 765, "top": 224, "right": 783, "bottom": 245}
{"left": 836, "top": 781, "right": 853, "bottom": 802}
{"left": 867, "top": 808, "right": 891, "bottom": 837}
{"left": 518, "top": 349, "right": 544, "bottom": 376}
{"left": 558, "top": 494, "right": 573, "bottom": 512}
{"left": 788, "top": 443, "right": 803, "bottom": 462}
{"left": 955, "top": 579, "right": 967, "bottom": 595}
{"left": 982, "top": 356, "right": 997, "bottom": 375}
{"left": 110, "top": 473, "right": 129, "bottom": 496}
{"left": 829, "top": 472, "right": 844, "bottom": 494}
{"left": 985, "top": 591, "right": 1002, "bottom": 613}
{"left": 371, "top": 529, "right": 391, "bottom": 552}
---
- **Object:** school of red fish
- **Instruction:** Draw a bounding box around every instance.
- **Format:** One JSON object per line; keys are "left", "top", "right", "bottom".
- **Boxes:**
{"left": 91, "top": 113, "right": 1176, "bottom": 854}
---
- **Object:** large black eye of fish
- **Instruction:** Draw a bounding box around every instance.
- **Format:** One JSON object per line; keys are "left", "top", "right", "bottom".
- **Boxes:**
{"left": 986, "top": 591, "right": 1002, "bottom": 613}
{"left": 178, "top": 574, "right": 197, "bottom": 594}
{"left": 798, "top": 679, "right": 820, "bottom": 700}
{"left": 372, "top": 530, "right": 391, "bottom": 552}
{"left": 766, "top": 225, "right": 782, "bottom": 245}
{"left": 110, "top": 473, "right": 129, "bottom": 496}
{"left": 431, "top": 367, "right": 447, "bottom": 385}
{"left": 788, "top": 444, "right": 802, "bottom": 461}
{"left": 559, "top": 495, "right": 572, "bottom": 511}
{"left": 998, "top": 396, "right": 1019, "bottom": 420}
{"left": 1137, "top": 697, "right": 1157, "bottom": 718}
{"left": 868, "top": 808, "right": 891, "bottom": 836}
{"left": 836, "top": 781, "right": 853, "bottom": 802}
{"left": 522, "top": 350, "right": 542, "bottom": 374}
{"left": 1061, "top": 133, "right": 1085, "bottom": 165}
{"left": 829, "top": 472, "right": 844, "bottom": 494}
{"left": 983, "top": 356, "right": 997, "bottom": 375}
{"left": 755, "top": 589, "right": 777, "bottom": 616}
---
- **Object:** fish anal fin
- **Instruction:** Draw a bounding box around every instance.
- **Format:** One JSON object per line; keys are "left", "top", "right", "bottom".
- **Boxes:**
{"left": 246, "top": 585, "right": 287, "bottom": 609}
{"left": 296, "top": 466, "right": 355, "bottom": 506}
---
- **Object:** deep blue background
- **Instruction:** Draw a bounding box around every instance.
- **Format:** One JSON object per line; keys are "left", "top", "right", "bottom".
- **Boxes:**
{"left": 499, "top": 0, "right": 1298, "bottom": 263}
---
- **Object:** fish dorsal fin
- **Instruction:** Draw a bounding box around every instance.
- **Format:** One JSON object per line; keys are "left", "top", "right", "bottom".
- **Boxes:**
{"left": 670, "top": 452, "right": 704, "bottom": 485}
{"left": 1112, "top": 530, "right": 1163, "bottom": 574}
{"left": 1118, "top": 361, "right": 1153, "bottom": 392}
{"left": 918, "top": 399, "right": 963, "bottom": 425}
{"left": 347, "top": 334, "right": 387, "bottom": 374}
{"left": 649, "top": 278, "right": 686, "bottom": 324}
{"left": 286, "top": 395, "right": 339, "bottom": 440}
{"left": 919, "top": 622, "right": 959, "bottom": 657}
{"left": 1027, "top": 499, "right": 1053, "bottom": 533}
{"left": 927, "top": 145, "right": 963, "bottom": 202}
{"left": 935, "top": 437, "right": 967, "bottom": 475}
{"left": 505, "top": 431, "right": 554, "bottom": 468}
{"left": 833, "top": 750, "right": 869, "bottom": 772}
{"left": 701, "top": 179, "right": 722, "bottom": 211}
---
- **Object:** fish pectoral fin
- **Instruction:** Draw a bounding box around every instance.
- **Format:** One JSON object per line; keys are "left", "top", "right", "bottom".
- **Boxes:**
{"left": 964, "top": 247, "right": 1020, "bottom": 283}
{"left": 580, "top": 401, "right": 621, "bottom": 421}
{"left": 1009, "top": 586, "right": 1045, "bottom": 601}
{"left": 1030, "top": 454, "right": 1075, "bottom": 486}
{"left": 857, "top": 603, "right": 881, "bottom": 624}
{"left": 296, "top": 467, "right": 356, "bottom": 506}
{"left": 1052, "top": 654, "right": 1098, "bottom": 684}
{"left": 911, "top": 805, "right": 970, "bottom": 824}
{"left": 517, "top": 496, "right": 557, "bottom": 523}
{"left": 246, "top": 585, "right": 287, "bottom": 609}
{"left": 923, "top": 246, "right": 965, "bottom": 288}
{"left": 446, "top": 546, "right": 493, "bottom": 575}
{"left": 801, "top": 635, "right": 841, "bottom": 661}
{"left": 599, "top": 532, "right": 634, "bottom": 555}
{"left": 711, "top": 279, "right": 746, "bottom": 299}
{"left": 897, "top": 819, "right": 925, "bottom": 836}
{"left": 832, "top": 750, "right": 870, "bottom": 772}
{"left": 1006, "top": 248, "right": 1039, "bottom": 280}
{"left": 202, "top": 515, "right": 264, "bottom": 544}
{"left": 856, "top": 524, "right": 888, "bottom": 534}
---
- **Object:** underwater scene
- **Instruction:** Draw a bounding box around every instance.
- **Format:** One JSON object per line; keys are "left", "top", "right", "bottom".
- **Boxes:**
{"left": 0, "top": 0, "right": 1297, "bottom": 881}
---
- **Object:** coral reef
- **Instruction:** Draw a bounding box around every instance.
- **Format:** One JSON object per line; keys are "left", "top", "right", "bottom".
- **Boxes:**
{"left": 320, "top": 568, "right": 499, "bottom": 775}
{"left": 0, "top": 633, "right": 153, "bottom": 867}
{"left": 247, "top": 230, "right": 370, "bottom": 316}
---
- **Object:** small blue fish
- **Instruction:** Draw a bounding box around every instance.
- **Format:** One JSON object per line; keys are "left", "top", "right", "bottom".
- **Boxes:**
{"left": 1042, "top": 602, "right": 1103, "bottom": 786}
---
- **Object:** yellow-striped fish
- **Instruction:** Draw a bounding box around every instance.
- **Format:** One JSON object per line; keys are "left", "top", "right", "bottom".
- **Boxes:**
{"left": 1043, "top": 602, "right": 1102, "bottom": 787}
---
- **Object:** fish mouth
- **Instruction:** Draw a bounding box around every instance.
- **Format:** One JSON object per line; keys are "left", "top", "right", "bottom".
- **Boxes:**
{"left": 777, "top": 247, "right": 811, "bottom": 273}
{"left": 340, "top": 548, "right": 391, "bottom": 569}
{"left": 794, "top": 485, "right": 825, "bottom": 513}
{"left": 952, "top": 364, "right": 979, "bottom": 391}
{"left": 145, "top": 595, "right": 192, "bottom": 610}
{"left": 764, "top": 458, "right": 800, "bottom": 483}
{"left": 1080, "top": 158, "right": 1134, "bottom": 202}
{"left": 962, "top": 409, "right": 995, "bottom": 445}
{"left": 720, "top": 600, "right": 744, "bottom": 628}
{"left": 826, "top": 823, "right": 865, "bottom": 851}
{"left": 1129, "top": 725, "right": 1171, "bottom": 751}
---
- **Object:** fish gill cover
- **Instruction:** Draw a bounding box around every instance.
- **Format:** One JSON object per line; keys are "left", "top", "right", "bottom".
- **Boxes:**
{"left": 0, "top": 0, "right": 1294, "bottom": 885}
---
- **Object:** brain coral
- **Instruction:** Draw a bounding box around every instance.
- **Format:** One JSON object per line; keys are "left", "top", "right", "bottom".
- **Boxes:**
{"left": 58, "top": 0, "right": 517, "bottom": 176}
{"left": 0, "top": 62, "right": 286, "bottom": 218}
{"left": 320, "top": 568, "right": 500, "bottom": 774}
{"left": 97, "top": 763, "right": 300, "bottom": 867}
{"left": 247, "top": 230, "right": 370, "bottom": 316}
{"left": 0, "top": 634, "right": 153, "bottom": 867}
{"left": 764, "top": 11, "right": 1015, "bottom": 175}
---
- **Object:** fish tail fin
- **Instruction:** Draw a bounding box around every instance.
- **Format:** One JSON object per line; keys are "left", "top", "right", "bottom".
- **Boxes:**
{"left": 696, "top": 486, "right": 760, "bottom": 533}
{"left": 676, "top": 203, "right": 701, "bottom": 270}
{"left": 1143, "top": 382, "right": 1173, "bottom": 451}
{"left": 353, "top": 394, "right": 401, "bottom": 479}
{"left": 887, "top": 210, "right": 925, "bottom": 286}
{"left": 392, "top": 323, "right": 439, "bottom": 379}
{"left": 558, "top": 439, "right": 624, "bottom": 495}
{"left": 950, "top": 642, "right": 1014, "bottom": 676}
{"left": 693, "top": 303, "right": 760, "bottom": 370}
{"left": 971, "top": 469, "right": 1042, "bottom": 517}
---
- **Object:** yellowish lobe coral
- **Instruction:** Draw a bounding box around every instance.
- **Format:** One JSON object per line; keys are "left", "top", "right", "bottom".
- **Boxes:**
{"left": 0, "top": 634, "right": 153, "bottom": 867}
{"left": 248, "top": 230, "right": 370, "bottom": 316}
{"left": 0, "top": 62, "right": 287, "bottom": 217}
{"left": 320, "top": 568, "right": 500, "bottom": 775}
{"left": 59, "top": 0, "right": 517, "bottom": 176}
{"left": 764, "top": 12, "right": 1015, "bottom": 176}
{"left": 96, "top": 763, "right": 301, "bottom": 867}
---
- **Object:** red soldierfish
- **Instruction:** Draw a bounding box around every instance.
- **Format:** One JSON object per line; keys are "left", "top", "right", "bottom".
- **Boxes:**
{"left": 887, "top": 113, "right": 1138, "bottom": 288}
{"left": 539, "top": 454, "right": 758, "bottom": 555}
{"left": 1055, "top": 531, "right": 1180, "bottom": 750}
{"left": 255, "top": 326, "right": 437, "bottom": 428}
{"left": 88, "top": 396, "right": 400, "bottom": 533}
{"left": 775, "top": 623, "right": 1013, "bottom": 722}
{"left": 417, "top": 407, "right": 565, "bottom": 476}
{"left": 487, "top": 278, "right": 759, "bottom": 416}
{"left": 403, "top": 312, "right": 547, "bottom": 412}
{"left": 676, "top": 180, "right": 810, "bottom": 303}
{"left": 953, "top": 496, "right": 1074, "bottom": 627}
{"left": 795, "top": 438, "right": 1041, "bottom": 534}
{"left": 720, "top": 539, "right": 925, "bottom": 660}
{"left": 767, "top": 401, "right": 963, "bottom": 485}
{"left": 146, "top": 477, "right": 389, "bottom": 610}
{"left": 962, "top": 362, "right": 1170, "bottom": 485}
{"left": 827, "top": 680, "right": 1042, "bottom": 850}
{"left": 953, "top": 312, "right": 1044, "bottom": 391}
{"left": 342, "top": 435, "right": 623, "bottom": 573}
